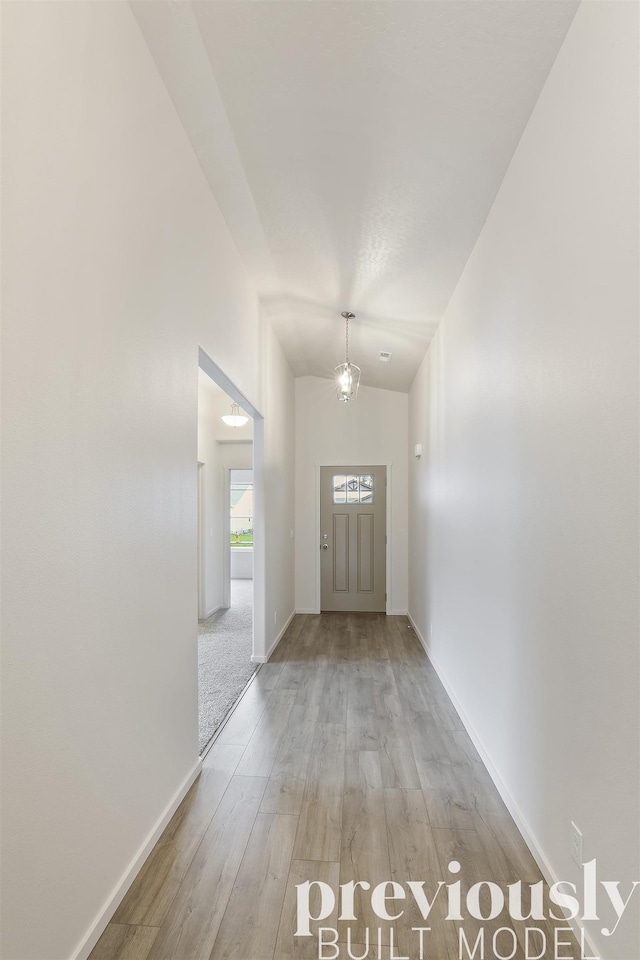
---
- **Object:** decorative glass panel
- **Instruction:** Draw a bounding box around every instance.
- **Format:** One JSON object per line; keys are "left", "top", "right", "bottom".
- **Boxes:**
{"left": 347, "top": 476, "right": 359, "bottom": 502}
{"left": 359, "top": 475, "right": 374, "bottom": 503}
{"left": 332, "top": 474, "right": 374, "bottom": 504}
{"left": 332, "top": 475, "right": 346, "bottom": 503}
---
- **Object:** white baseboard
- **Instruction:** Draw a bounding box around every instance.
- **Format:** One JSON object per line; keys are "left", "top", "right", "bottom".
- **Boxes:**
{"left": 406, "top": 613, "right": 428, "bottom": 651}
{"left": 406, "top": 612, "right": 600, "bottom": 960}
{"left": 251, "top": 609, "right": 296, "bottom": 663}
{"left": 72, "top": 757, "right": 203, "bottom": 960}
{"left": 204, "top": 603, "right": 224, "bottom": 619}
{"left": 294, "top": 609, "right": 408, "bottom": 616}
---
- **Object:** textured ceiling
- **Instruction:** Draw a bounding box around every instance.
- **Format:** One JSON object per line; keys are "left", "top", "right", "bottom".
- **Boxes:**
{"left": 133, "top": 1, "right": 578, "bottom": 392}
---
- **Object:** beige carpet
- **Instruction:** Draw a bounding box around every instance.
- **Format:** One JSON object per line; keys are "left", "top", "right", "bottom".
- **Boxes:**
{"left": 198, "top": 579, "right": 255, "bottom": 754}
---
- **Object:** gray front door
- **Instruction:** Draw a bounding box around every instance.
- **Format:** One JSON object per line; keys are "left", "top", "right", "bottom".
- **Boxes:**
{"left": 320, "top": 465, "right": 386, "bottom": 612}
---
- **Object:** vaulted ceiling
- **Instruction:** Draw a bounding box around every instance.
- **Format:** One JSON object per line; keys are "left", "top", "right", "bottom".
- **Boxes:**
{"left": 132, "top": 1, "right": 578, "bottom": 392}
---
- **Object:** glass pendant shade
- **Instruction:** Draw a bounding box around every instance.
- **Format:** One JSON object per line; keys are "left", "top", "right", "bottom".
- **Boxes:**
{"left": 221, "top": 402, "right": 249, "bottom": 427}
{"left": 334, "top": 361, "right": 361, "bottom": 402}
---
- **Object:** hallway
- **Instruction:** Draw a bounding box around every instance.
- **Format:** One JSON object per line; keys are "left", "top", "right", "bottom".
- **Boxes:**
{"left": 91, "top": 614, "right": 576, "bottom": 960}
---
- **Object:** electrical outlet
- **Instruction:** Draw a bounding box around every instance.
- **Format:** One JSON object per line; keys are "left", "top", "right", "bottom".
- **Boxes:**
{"left": 274, "top": 611, "right": 278, "bottom": 626}
{"left": 429, "top": 622, "right": 433, "bottom": 639}
{"left": 570, "top": 821, "right": 583, "bottom": 868}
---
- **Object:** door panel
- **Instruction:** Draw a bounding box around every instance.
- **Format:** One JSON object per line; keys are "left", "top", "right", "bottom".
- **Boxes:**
{"left": 333, "top": 513, "right": 349, "bottom": 592}
{"left": 357, "top": 513, "right": 374, "bottom": 593}
{"left": 320, "top": 465, "right": 386, "bottom": 612}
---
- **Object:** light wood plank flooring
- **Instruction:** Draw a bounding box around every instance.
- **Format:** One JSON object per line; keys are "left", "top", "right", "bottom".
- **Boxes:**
{"left": 91, "top": 614, "right": 577, "bottom": 960}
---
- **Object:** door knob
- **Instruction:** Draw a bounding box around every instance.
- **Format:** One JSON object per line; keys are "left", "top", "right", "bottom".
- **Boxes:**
{"left": 321, "top": 544, "right": 328, "bottom": 550}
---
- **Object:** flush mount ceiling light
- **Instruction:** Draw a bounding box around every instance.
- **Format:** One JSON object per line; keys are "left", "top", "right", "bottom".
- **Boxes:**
{"left": 221, "top": 402, "right": 249, "bottom": 427}
{"left": 334, "top": 311, "right": 361, "bottom": 402}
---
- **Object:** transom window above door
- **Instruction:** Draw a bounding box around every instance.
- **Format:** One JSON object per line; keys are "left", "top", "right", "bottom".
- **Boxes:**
{"left": 332, "top": 474, "right": 374, "bottom": 504}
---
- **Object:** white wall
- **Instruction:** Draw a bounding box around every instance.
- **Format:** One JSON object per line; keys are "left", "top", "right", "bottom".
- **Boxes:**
{"left": 295, "top": 376, "right": 408, "bottom": 615}
{"left": 219, "top": 444, "right": 253, "bottom": 471}
{"left": 408, "top": 4, "right": 639, "bottom": 958}
{"left": 263, "top": 324, "right": 296, "bottom": 652}
{"left": 0, "top": 4, "right": 294, "bottom": 958}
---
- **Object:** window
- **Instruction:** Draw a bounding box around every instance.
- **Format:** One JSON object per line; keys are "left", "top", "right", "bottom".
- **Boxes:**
{"left": 230, "top": 476, "right": 253, "bottom": 547}
{"left": 332, "top": 474, "right": 374, "bottom": 504}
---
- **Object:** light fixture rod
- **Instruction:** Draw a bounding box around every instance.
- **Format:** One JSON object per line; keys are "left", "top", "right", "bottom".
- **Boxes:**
{"left": 341, "top": 310, "right": 355, "bottom": 365}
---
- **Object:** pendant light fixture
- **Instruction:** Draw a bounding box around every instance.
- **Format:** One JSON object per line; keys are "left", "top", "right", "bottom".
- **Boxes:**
{"left": 334, "top": 310, "right": 360, "bottom": 402}
{"left": 221, "top": 401, "right": 249, "bottom": 427}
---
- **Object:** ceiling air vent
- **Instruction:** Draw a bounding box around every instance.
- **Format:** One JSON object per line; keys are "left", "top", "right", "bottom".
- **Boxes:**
{"left": 379, "top": 351, "right": 393, "bottom": 362}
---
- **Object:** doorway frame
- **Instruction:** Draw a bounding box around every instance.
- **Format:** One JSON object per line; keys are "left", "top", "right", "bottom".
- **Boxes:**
{"left": 197, "top": 461, "right": 207, "bottom": 620}
{"left": 222, "top": 465, "right": 231, "bottom": 611}
{"left": 198, "top": 346, "right": 266, "bottom": 661}
{"left": 313, "top": 461, "right": 393, "bottom": 616}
